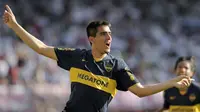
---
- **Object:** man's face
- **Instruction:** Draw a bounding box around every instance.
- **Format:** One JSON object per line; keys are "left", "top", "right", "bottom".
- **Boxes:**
{"left": 175, "top": 61, "right": 194, "bottom": 77}
{"left": 90, "top": 25, "right": 112, "bottom": 54}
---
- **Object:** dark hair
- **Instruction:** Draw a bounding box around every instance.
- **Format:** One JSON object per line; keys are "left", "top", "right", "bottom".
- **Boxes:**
{"left": 174, "top": 56, "right": 196, "bottom": 72}
{"left": 86, "top": 20, "right": 111, "bottom": 38}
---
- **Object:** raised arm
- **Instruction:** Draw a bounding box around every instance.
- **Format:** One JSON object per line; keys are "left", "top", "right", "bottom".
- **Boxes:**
{"left": 3, "top": 5, "right": 57, "bottom": 60}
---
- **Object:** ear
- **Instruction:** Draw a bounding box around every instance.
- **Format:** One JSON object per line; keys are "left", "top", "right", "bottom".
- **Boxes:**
{"left": 88, "top": 36, "right": 95, "bottom": 44}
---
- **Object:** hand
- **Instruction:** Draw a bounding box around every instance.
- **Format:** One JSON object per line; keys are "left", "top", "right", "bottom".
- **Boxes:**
{"left": 172, "top": 75, "right": 193, "bottom": 89}
{"left": 3, "top": 5, "right": 17, "bottom": 28}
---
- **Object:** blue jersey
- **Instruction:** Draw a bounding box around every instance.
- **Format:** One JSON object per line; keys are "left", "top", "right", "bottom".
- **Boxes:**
{"left": 54, "top": 48, "right": 139, "bottom": 112}
{"left": 163, "top": 82, "right": 200, "bottom": 112}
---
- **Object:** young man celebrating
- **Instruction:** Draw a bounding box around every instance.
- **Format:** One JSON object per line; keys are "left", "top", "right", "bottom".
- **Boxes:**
{"left": 3, "top": 5, "right": 193, "bottom": 112}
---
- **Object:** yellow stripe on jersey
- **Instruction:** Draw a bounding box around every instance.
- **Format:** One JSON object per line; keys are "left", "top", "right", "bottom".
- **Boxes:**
{"left": 70, "top": 67, "right": 117, "bottom": 97}
{"left": 169, "top": 104, "right": 200, "bottom": 112}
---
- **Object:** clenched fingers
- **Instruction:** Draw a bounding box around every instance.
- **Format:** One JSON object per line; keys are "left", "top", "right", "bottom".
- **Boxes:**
{"left": 3, "top": 10, "right": 10, "bottom": 23}
{"left": 5, "top": 5, "right": 14, "bottom": 16}
{"left": 181, "top": 78, "right": 190, "bottom": 87}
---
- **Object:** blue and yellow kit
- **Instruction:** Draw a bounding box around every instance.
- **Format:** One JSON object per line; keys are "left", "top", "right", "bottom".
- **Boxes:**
{"left": 54, "top": 48, "right": 139, "bottom": 112}
{"left": 163, "top": 82, "right": 200, "bottom": 112}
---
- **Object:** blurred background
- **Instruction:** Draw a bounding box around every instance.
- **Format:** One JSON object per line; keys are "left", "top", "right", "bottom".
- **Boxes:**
{"left": 0, "top": 0, "right": 200, "bottom": 112}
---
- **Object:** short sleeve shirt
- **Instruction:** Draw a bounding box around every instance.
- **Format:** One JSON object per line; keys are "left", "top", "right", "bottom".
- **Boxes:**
{"left": 54, "top": 48, "right": 139, "bottom": 112}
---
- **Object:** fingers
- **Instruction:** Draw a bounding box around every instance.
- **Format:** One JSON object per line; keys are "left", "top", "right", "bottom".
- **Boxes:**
{"left": 177, "top": 75, "right": 188, "bottom": 80}
{"left": 190, "top": 79, "right": 195, "bottom": 81}
{"left": 5, "top": 5, "right": 14, "bottom": 15}
{"left": 179, "top": 75, "right": 194, "bottom": 82}
{"left": 180, "top": 77, "right": 195, "bottom": 88}
{"left": 175, "top": 75, "right": 194, "bottom": 89}
{"left": 181, "top": 78, "right": 190, "bottom": 87}
{"left": 3, "top": 10, "right": 11, "bottom": 23}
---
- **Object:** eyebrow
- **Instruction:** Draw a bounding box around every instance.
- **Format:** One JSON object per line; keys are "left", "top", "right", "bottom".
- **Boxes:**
{"left": 99, "top": 31, "right": 112, "bottom": 34}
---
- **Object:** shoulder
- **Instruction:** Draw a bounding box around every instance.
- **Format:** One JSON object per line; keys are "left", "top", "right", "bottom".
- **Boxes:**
{"left": 54, "top": 47, "right": 88, "bottom": 58}
{"left": 55, "top": 47, "right": 85, "bottom": 53}
{"left": 73, "top": 48, "right": 88, "bottom": 53}
{"left": 78, "top": 48, "right": 88, "bottom": 54}
{"left": 164, "top": 87, "right": 177, "bottom": 94}
{"left": 64, "top": 48, "right": 87, "bottom": 54}
{"left": 107, "top": 54, "right": 125, "bottom": 63}
{"left": 107, "top": 54, "right": 127, "bottom": 66}
{"left": 191, "top": 82, "right": 200, "bottom": 91}
{"left": 106, "top": 54, "right": 130, "bottom": 72}
{"left": 107, "top": 53, "right": 117, "bottom": 60}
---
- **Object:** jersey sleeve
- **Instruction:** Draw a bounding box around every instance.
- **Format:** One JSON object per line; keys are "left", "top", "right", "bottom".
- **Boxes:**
{"left": 163, "top": 91, "right": 170, "bottom": 109}
{"left": 115, "top": 58, "right": 139, "bottom": 91}
{"left": 54, "top": 48, "right": 83, "bottom": 70}
{"left": 193, "top": 82, "right": 200, "bottom": 103}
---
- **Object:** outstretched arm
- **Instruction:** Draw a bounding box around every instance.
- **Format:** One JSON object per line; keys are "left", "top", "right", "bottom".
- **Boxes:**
{"left": 128, "top": 75, "right": 192, "bottom": 97}
{"left": 3, "top": 5, "right": 57, "bottom": 60}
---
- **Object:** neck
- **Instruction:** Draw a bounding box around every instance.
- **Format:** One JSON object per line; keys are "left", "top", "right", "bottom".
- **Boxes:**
{"left": 92, "top": 49, "right": 107, "bottom": 62}
{"left": 179, "top": 88, "right": 188, "bottom": 95}
{"left": 179, "top": 88, "right": 188, "bottom": 91}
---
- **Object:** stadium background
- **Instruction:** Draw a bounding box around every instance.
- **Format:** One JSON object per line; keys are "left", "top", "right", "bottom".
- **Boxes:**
{"left": 0, "top": 0, "right": 200, "bottom": 112}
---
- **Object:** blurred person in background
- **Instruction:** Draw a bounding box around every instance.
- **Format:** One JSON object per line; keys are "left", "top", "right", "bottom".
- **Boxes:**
{"left": 159, "top": 56, "right": 200, "bottom": 112}
{"left": 0, "top": 56, "right": 9, "bottom": 85}
{"left": 3, "top": 5, "right": 194, "bottom": 112}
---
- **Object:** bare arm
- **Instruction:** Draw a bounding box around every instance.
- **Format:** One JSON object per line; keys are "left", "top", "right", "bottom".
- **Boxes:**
{"left": 128, "top": 82, "right": 173, "bottom": 98}
{"left": 128, "top": 75, "right": 192, "bottom": 97}
{"left": 11, "top": 23, "right": 57, "bottom": 60}
{"left": 3, "top": 5, "right": 57, "bottom": 60}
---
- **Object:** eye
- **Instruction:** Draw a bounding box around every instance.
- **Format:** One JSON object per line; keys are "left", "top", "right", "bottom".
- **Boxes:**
{"left": 100, "top": 32, "right": 112, "bottom": 36}
{"left": 101, "top": 32, "right": 107, "bottom": 36}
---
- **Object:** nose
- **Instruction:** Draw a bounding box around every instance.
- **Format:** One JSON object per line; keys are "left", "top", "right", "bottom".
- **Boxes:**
{"left": 179, "top": 67, "right": 186, "bottom": 73}
{"left": 106, "top": 33, "right": 112, "bottom": 41}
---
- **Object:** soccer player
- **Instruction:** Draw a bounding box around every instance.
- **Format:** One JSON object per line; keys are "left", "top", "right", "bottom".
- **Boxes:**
{"left": 3, "top": 5, "right": 193, "bottom": 112}
{"left": 160, "top": 56, "right": 200, "bottom": 112}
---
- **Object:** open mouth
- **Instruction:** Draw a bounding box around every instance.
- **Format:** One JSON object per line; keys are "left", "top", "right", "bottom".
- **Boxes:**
{"left": 105, "top": 42, "right": 111, "bottom": 47}
{"left": 106, "top": 43, "right": 110, "bottom": 46}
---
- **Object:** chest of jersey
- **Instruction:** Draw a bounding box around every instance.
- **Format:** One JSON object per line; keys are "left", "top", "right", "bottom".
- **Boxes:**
{"left": 167, "top": 90, "right": 200, "bottom": 105}
{"left": 69, "top": 58, "right": 117, "bottom": 97}
{"left": 166, "top": 88, "right": 200, "bottom": 112}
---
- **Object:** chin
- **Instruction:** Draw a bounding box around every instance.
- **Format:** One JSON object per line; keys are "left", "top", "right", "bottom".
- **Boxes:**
{"left": 104, "top": 49, "right": 110, "bottom": 54}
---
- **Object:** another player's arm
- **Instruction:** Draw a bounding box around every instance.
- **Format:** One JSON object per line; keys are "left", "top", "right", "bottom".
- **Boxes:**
{"left": 3, "top": 5, "right": 57, "bottom": 60}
